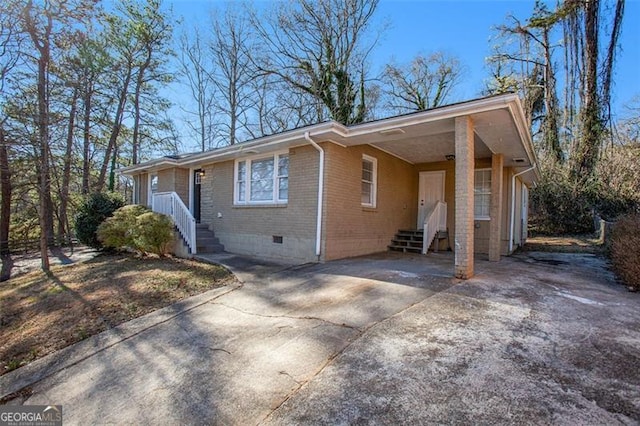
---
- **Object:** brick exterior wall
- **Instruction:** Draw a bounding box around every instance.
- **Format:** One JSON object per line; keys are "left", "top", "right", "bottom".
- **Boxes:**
{"left": 174, "top": 168, "right": 190, "bottom": 206}
{"left": 322, "top": 143, "right": 415, "bottom": 260}
{"left": 199, "top": 145, "right": 319, "bottom": 263}
{"left": 155, "top": 168, "right": 190, "bottom": 207}
{"left": 130, "top": 140, "right": 528, "bottom": 266}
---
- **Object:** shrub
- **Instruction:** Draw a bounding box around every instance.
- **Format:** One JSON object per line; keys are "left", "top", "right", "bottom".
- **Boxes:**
{"left": 97, "top": 206, "right": 174, "bottom": 256}
{"left": 97, "top": 205, "right": 150, "bottom": 251}
{"left": 610, "top": 214, "right": 640, "bottom": 291}
{"left": 74, "top": 192, "right": 125, "bottom": 249}
{"left": 133, "top": 212, "right": 174, "bottom": 256}
{"left": 530, "top": 165, "right": 595, "bottom": 235}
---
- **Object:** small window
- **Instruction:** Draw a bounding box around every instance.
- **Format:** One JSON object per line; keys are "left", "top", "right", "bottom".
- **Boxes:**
{"left": 234, "top": 152, "right": 288, "bottom": 204}
{"left": 237, "top": 161, "right": 246, "bottom": 202}
{"left": 361, "top": 155, "right": 377, "bottom": 207}
{"left": 474, "top": 169, "right": 491, "bottom": 220}
{"left": 150, "top": 174, "right": 158, "bottom": 194}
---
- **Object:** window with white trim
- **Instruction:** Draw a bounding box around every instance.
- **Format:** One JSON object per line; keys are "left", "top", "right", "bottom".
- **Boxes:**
{"left": 235, "top": 153, "right": 289, "bottom": 204}
{"left": 474, "top": 169, "right": 491, "bottom": 220}
{"left": 361, "top": 155, "right": 377, "bottom": 207}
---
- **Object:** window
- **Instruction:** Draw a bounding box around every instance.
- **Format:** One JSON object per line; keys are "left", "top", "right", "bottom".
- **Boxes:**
{"left": 361, "top": 155, "right": 377, "bottom": 207}
{"left": 474, "top": 169, "right": 491, "bottom": 220}
{"left": 150, "top": 174, "right": 158, "bottom": 194}
{"left": 235, "top": 153, "right": 289, "bottom": 204}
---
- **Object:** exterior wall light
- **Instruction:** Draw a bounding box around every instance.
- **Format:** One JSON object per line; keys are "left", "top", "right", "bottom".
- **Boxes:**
{"left": 445, "top": 154, "right": 456, "bottom": 161}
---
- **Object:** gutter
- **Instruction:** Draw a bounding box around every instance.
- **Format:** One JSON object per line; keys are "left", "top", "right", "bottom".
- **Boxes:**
{"left": 304, "top": 131, "right": 324, "bottom": 259}
{"left": 509, "top": 165, "right": 537, "bottom": 253}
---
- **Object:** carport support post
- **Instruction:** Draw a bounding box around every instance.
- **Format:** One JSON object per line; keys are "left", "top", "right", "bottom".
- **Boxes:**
{"left": 489, "top": 154, "right": 504, "bottom": 261}
{"left": 454, "top": 116, "right": 474, "bottom": 279}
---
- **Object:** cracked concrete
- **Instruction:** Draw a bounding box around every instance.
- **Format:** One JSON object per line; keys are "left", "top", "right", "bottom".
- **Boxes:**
{"left": 2, "top": 251, "right": 639, "bottom": 425}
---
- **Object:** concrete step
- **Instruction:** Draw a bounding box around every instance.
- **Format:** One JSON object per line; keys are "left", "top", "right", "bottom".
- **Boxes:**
{"left": 197, "top": 236, "right": 221, "bottom": 245}
{"left": 197, "top": 243, "right": 225, "bottom": 253}
{"left": 398, "top": 229, "right": 423, "bottom": 235}
{"left": 391, "top": 239, "right": 423, "bottom": 248}
{"left": 194, "top": 223, "right": 224, "bottom": 254}
{"left": 388, "top": 245, "right": 422, "bottom": 253}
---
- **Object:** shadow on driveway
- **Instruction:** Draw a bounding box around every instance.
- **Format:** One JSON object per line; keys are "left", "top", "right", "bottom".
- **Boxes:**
{"left": 3, "top": 250, "right": 639, "bottom": 424}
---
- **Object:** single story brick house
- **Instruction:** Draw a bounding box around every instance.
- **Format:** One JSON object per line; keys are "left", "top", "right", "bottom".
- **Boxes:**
{"left": 120, "top": 93, "right": 538, "bottom": 279}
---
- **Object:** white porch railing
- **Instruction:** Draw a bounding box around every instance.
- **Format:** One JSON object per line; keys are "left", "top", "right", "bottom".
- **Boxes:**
{"left": 152, "top": 191, "right": 197, "bottom": 254}
{"left": 422, "top": 201, "right": 447, "bottom": 254}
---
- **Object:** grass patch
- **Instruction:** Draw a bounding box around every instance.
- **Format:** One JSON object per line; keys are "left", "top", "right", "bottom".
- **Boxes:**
{"left": 524, "top": 234, "right": 605, "bottom": 254}
{"left": 0, "top": 253, "right": 233, "bottom": 375}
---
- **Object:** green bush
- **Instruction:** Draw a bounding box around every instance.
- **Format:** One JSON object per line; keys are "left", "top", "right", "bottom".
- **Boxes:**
{"left": 97, "top": 205, "right": 150, "bottom": 251}
{"left": 97, "top": 206, "right": 174, "bottom": 256}
{"left": 133, "top": 212, "right": 174, "bottom": 256}
{"left": 610, "top": 214, "right": 640, "bottom": 291}
{"left": 74, "top": 192, "right": 125, "bottom": 249}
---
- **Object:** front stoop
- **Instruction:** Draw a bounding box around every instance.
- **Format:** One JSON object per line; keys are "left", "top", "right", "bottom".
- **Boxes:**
{"left": 388, "top": 229, "right": 449, "bottom": 254}
{"left": 196, "top": 223, "right": 225, "bottom": 254}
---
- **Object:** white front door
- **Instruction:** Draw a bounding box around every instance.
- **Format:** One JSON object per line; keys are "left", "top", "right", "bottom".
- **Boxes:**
{"left": 418, "top": 171, "right": 445, "bottom": 229}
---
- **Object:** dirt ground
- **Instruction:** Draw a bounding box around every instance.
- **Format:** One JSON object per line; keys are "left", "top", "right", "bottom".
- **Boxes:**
{"left": 524, "top": 234, "right": 604, "bottom": 253}
{"left": 0, "top": 253, "right": 232, "bottom": 375}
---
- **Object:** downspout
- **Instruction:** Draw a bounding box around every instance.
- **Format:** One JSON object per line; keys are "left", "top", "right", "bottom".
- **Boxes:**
{"left": 509, "top": 165, "right": 536, "bottom": 253}
{"left": 304, "top": 132, "right": 324, "bottom": 259}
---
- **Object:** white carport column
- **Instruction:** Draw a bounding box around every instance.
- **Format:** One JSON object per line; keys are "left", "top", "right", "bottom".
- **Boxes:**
{"left": 454, "top": 116, "right": 475, "bottom": 279}
{"left": 489, "top": 153, "right": 504, "bottom": 261}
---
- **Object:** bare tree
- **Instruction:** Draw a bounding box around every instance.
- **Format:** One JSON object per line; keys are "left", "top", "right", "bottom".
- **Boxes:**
{"left": 0, "top": 0, "right": 23, "bottom": 281}
{"left": 179, "top": 28, "right": 216, "bottom": 152}
{"left": 253, "top": 0, "right": 379, "bottom": 125}
{"left": 129, "top": 0, "right": 174, "bottom": 165}
{"left": 488, "top": 7, "right": 563, "bottom": 162}
{"left": 381, "top": 52, "right": 462, "bottom": 114}
{"left": 210, "top": 7, "right": 255, "bottom": 145}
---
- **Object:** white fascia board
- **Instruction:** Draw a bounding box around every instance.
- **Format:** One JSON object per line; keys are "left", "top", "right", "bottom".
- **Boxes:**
{"left": 344, "top": 94, "right": 518, "bottom": 139}
{"left": 119, "top": 159, "right": 178, "bottom": 176}
{"left": 179, "top": 122, "right": 339, "bottom": 167}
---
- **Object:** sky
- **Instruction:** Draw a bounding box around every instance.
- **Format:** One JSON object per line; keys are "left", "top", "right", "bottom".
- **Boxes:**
{"left": 166, "top": 0, "right": 640, "bottom": 149}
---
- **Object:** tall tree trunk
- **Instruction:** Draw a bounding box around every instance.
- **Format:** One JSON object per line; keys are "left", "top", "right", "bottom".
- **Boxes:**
{"left": 132, "top": 50, "right": 152, "bottom": 165}
{"left": 573, "top": 0, "right": 601, "bottom": 183}
{"left": 82, "top": 80, "right": 92, "bottom": 194}
{"left": 0, "top": 127, "right": 12, "bottom": 281}
{"left": 59, "top": 87, "right": 78, "bottom": 242}
{"left": 601, "top": 0, "right": 625, "bottom": 146}
{"left": 24, "top": 0, "right": 52, "bottom": 271}
{"left": 108, "top": 144, "right": 118, "bottom": 191}
{"left": 542, "top": 28, "right": 561, "bottom": 162}
{"left": 97, "top": 69, "right": 132, "bottom": 192}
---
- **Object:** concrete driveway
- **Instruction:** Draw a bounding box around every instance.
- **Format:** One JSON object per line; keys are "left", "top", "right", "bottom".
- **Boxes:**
{"left": 1, "top": 251, "right": 639, "bottom": 425}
